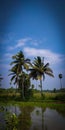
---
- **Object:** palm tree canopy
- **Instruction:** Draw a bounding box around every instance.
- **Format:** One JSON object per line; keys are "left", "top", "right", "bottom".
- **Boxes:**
{"left": 59, "top": 74, "right": 62, "bottom": 79}
{"left": 10, "top": 51, "right": 30, "bottom": 71}
{"left": 9, "top": 51, "right": 31, "bottom": 88}
{"left": 28, "top": 56, "right": 54, "bottom": 80}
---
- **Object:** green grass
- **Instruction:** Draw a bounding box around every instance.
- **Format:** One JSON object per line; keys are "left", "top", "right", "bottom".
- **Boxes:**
{"left": 34, "top": 92, "right": 56, "bottom": 99}
{"left": 0, "top": 90, "right": 65, "bottom": 102}
{"left": 33, "top": 91, "right": 65, "bottom": 101}
{"left": 0, "top": 100, "right": 65, "bottom": 115}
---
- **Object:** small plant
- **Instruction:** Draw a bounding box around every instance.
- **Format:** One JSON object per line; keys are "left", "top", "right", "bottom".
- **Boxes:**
{"left": 54, "top": 93, "right": 65, "bottom": 101}
{"left": 5, "top": 112, "right": 18, "bottom": 130}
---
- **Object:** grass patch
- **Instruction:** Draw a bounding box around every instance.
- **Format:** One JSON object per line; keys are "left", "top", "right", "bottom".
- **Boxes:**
{"left": 0, "top": 91, "right": 65, "bottom": 102}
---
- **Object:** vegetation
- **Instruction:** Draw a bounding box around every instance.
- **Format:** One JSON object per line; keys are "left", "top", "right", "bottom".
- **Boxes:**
{"left": 8, "top": 51, "right": 54, "bottom": 100}
{"left": 0, "top": 88, "right": 65, "bottom": 103}
{"left": 0, "top": 51, "right": 65, "bottom": 103}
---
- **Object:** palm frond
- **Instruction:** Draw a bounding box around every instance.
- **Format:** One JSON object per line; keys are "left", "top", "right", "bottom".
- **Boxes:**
{"left": 44, "top": 63, "right": 49, "bottom": 68}
{"left": 33, "top": 56, "right": 42, "bottom": 67}
{"left": 24, "top": 63, "right": 29, "bottom": 70}
{"left": 10, "top": 60, "right": 19, "bottom": 65}
{"left": 12, "top": 55, "right": 17, "bottom": 59}
{"left": 44, "top": 67, "right": 53, "bottom": 73}
{"left": 10, "top": 75, "right": 16, "bottom": 82}
{"left": 8, "top": 73, "right": 16, "bottom": 76}
{"left": 24, "top": 58, "right": 30, "bottom": 62}
{"left": 45, "top": 71, "right": 54, "bottom": 77}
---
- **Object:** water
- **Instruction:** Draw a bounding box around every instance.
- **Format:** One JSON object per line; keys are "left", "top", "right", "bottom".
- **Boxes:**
{"left": 0, "top": 105, "right": 65, "bottom": 130}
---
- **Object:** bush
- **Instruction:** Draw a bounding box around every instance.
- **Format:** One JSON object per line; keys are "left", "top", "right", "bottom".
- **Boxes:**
{"left": 54, "top": 93, "right": 65, "bottom": 101}
{"left": 25, "top": 89, "right": 33, "bottom": 100}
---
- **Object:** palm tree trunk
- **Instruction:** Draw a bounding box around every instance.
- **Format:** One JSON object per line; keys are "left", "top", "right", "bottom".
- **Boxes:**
{"left": 22, "top": 78, "right": 25, "bottom": 100}
{"left": 36, "top": 80, "right": 37, "bottom": 90}
{"left": 40, "top": 79, "right": 42, "bottom": 97}
{"left": 17, "top": 77, "right": 18, "bottom": 89}
{"left": 60, "top": 79, "right": 62, "bottom": 89}
{"left": 16, "top": 75, "right": 19, "bottom": 93}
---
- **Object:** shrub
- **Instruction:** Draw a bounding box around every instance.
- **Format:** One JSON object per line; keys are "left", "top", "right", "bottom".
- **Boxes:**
{"left": 54, "top": 93, "right": 65, "bottom": 101}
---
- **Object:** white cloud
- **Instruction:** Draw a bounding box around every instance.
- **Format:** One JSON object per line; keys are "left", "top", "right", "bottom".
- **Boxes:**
{"left": 7, "top": 37, "right": 47, "bottom": 51}
{"left": 7, "top": 37, "right": 32, "bottom": 51}
{"left": 24, "top": 47, "right": 65, "bottom": 65}
{"left": 15, "top": 37, "right": 31, "bottom": 48}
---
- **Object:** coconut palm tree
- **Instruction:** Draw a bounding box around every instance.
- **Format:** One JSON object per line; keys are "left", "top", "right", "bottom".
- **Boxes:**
{"left": 9, "top": 51, "right": 30, "bottom": 99}
{"left": 58, "top": 74, "right": 62, "bottom": 89}
{"left": 28, "top": 56, "right": 54, "bottom": 97}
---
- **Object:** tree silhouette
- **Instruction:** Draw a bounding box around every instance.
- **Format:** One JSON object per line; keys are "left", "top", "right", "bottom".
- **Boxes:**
{"left": 58, "top": 74, "right": 62, "bottom": 89}
{"left": 28, "top": 56, "right": 54, "bottom": 97}
{"left": 9, "top": 51, "right": 30, "bottom": 100}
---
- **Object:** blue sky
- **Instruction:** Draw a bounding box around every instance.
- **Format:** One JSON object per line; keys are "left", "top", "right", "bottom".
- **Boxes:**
{"left": 0, "top": 0, "right": 65, "bottom": 90}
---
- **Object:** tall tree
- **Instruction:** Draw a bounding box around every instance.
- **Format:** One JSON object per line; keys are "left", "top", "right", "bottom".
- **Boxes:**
{"left": 58, "top": 74, "right": 62, "bottom": 89}
{"left": 9, "top": 51, "right": 30, "bottom": 99}
{"left": 28, "top": 56, "right": 54, "bottom": 97}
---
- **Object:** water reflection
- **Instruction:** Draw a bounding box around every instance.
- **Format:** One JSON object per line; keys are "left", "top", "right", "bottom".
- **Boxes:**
{"left": 18, "top": 106, "right": 34, "bottom": 130}
{"left": 44, "top": 108, "right": 65, "bottom": 130}
{"left": 0, "top": 105, "right": 65, "bottom": 130}
{"left": 30, "top": 107, "right": 45, "bottom": 130}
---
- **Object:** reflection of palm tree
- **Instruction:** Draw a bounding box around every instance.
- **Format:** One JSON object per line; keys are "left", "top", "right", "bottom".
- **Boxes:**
{"left": 18, "top": 106, "right": 34, "bottom": 130}
{"left": 58, "top": 74, "right": 62, "bottom": 89}
{"left": 35, "top": 107, "right": 45, "bottom": 130}
{"left": 29, "top": 57, "right": 54, "bottom": 97}
{"left": 41, "top": 108, "right": 46, "bottom": 130}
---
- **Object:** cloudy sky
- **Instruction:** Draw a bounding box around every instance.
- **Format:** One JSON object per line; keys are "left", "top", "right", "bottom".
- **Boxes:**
{"left": 0, "top": 0, "right": 65, "bottom": 90}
